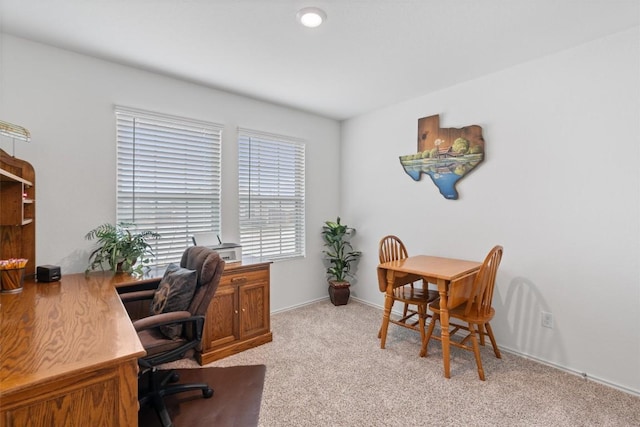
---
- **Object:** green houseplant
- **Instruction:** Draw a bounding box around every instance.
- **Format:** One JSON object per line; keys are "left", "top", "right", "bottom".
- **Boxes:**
{"left": 322, "top": 217, "right": 362, "bottom": 305}
{"left": 85, "top": 222, "right": 160, "bottom": 275}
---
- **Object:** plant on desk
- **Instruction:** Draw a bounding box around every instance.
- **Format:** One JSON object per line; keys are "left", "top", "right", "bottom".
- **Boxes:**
{"left": 85, "top": 222, "right": 160, "bottom": 275}
{"left": 322, "top": 217, "right": 362, "bottom": 306}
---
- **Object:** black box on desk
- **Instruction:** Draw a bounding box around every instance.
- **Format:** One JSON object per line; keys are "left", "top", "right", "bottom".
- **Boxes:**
{"left": 37, "top": 265, "right": 61, "bottom": 282}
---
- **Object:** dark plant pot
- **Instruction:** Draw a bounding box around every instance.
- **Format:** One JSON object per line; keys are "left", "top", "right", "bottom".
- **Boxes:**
{"left": 115, "top": 258, "right": 137, "bottom": 274}
{"left": 115, "top": 261, "right": 125, "bottom": 274}
{"left": 328, "top": 281, "right": 350, "bottom": 306}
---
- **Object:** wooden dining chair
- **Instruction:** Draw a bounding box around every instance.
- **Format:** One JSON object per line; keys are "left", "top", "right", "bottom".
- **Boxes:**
{"left": 422, "top": 245, "right": 504, "bottom": 380}
{"left": 377, "top": 235, "right": 439, "bottom": 349}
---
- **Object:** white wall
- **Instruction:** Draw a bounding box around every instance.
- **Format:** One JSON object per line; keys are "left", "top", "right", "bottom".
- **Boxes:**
{"left": 0, "top": 35, "right": 340, "bottom": 311}
{"left": 341, "top": 27, "right": 640, "bottom": 393}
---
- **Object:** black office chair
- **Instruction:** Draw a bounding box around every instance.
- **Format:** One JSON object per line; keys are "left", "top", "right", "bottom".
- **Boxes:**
{"left": 120, "top": 246, "right": 225, "bottom": 427}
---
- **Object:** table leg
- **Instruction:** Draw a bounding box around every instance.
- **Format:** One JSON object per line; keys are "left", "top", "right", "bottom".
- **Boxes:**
{"left": 379, "top": 272, "right": 395, "bottom": 349}
{"left": 380, "top": 292, "right": 394, "bottom": 349}
{"left": 418, "top": 305, "right": 427, "bottom": 357}
{"left": 437, "top": 278, "right": 451, "bottom": 378}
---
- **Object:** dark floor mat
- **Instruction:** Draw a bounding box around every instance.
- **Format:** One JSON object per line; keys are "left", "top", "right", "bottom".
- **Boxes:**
{"left": 138, "top": 365, "right": 266, "bottom": 427}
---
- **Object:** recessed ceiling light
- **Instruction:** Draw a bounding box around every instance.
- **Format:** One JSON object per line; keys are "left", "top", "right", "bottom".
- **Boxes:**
{"left": 296, "top": 7, "right": 327, "bottom": 28}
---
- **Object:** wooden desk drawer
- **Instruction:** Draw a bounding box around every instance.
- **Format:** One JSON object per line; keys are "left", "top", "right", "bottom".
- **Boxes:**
{"left": 221, "top": 268, "right": 268, "bottom": 287}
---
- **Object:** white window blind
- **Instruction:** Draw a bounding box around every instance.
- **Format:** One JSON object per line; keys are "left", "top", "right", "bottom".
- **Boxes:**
{"left": 238, "top": 128, "right": 306, "bottom": 260}
{"left": 116, "top": 106, "right": 223, "bottom": 268}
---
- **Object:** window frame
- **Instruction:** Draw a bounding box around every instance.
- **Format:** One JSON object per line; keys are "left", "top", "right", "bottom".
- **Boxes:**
{"left": 115, "top": 106, "right": 223, "bottom": 268}
{"left": 237, "top": 127, "right": 306, "bottom": 261}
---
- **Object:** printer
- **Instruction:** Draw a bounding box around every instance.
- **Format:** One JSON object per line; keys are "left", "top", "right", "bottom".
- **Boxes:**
{"left": 192, "top": 232, "right": 242, "bottom": 263}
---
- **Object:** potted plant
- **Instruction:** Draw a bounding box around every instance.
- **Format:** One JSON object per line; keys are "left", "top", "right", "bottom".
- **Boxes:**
{"left": 85, "top": 222, "right": 160, "bottom": 275}
{"left": 321, "top": 217, "right": 362, "bottom": 305}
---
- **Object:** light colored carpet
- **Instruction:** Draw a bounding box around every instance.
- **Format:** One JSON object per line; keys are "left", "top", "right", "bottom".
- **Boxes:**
{"left": 164, "top": 299, "right": 640, "bottom": 426}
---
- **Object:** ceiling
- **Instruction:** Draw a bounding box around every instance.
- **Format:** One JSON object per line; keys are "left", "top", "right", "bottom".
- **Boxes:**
{"left": 1, "top": 1, "right": 638, "bottom": 120}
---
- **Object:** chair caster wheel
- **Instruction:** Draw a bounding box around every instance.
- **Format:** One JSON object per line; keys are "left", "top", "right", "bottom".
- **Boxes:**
{"left": 203, "top": 387, "right": 214, "bottom": 398}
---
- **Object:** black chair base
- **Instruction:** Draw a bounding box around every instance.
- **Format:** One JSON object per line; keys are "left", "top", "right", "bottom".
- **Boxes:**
{"left": 139, "top": 367, "right": 214, "bottom": 427}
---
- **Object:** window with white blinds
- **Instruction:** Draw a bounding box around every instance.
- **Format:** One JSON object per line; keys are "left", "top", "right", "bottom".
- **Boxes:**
{"left": 115, "top": 106, "right": 223, "bottom": 268}
{"left": 238, "top": 128, "right": 305, "bottom": 261}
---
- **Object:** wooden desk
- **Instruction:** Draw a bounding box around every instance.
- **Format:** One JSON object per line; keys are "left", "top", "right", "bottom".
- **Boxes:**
{"left": 0, "top": 273, "right": 145, "bottom": 426}
{"left": 377, "top": 255, "right": 481, "bottom": 378}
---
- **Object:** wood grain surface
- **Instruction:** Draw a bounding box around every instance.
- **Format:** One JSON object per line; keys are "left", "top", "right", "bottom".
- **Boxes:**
{"left": 0, "top": 273, "right": 145, "bottom": 426}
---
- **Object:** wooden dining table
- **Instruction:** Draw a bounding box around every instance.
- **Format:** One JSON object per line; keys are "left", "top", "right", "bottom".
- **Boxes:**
{"left": 377, "top": 255, "right": 481, "bottom": 378}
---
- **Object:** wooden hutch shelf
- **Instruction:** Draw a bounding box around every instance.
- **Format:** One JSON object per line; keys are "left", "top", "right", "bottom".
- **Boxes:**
{"left": 0, "top": 149, "right": 36, "bottom": 277}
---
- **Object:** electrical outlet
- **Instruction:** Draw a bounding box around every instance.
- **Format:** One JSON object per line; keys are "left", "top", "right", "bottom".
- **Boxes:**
{"left": 541, "top": 311, "right": 554, "bottom": 329}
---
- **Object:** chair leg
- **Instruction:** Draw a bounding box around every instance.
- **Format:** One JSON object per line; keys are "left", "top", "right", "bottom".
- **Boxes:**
{"left": 484, "top": 322, "right": 501, "bottom": 359}
{"left": 162, "top": 382, "right": 214, "bottom": 399}
{"left": 153, "top": 393, "right": 174, "bottom": 427}
{"left": 422, "top": 313, "right": 438, "bottom": 357}
{"left": 417, "top": 304, "right": 427, "bottom": 357}
{"left": 378, "top": 298, "right": 395, "bottom": 341}
{"left": 468, "top": 323, "right": 485, "bottom": 381}
{"left": 402, "top": 302, "right": 409, "bottom": 319}
{"left": 478, "top": 323, "right": 486, "bottom": 346}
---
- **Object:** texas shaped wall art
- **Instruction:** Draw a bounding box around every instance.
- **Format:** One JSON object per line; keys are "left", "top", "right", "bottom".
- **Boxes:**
{"left": 400, "top": 114, "right": 485, "bottom": 200}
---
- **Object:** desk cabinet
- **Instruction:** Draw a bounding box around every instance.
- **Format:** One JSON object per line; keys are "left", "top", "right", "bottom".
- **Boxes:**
{"left": 198, "top": 261, "right": 272, "bottom": 365}
{"left": 0, "top": 360, "right": 139, "bottom": 427}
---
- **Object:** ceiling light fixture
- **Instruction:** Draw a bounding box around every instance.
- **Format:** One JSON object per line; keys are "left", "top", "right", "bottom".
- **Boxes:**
{"left": 296, "top": 7, "right": 327, "bottom": 28}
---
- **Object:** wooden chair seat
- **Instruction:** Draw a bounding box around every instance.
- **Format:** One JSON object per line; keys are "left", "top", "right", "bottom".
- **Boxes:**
{"left": 393, "top": 285, "right": 438, "bottom": 302}
{"left": 429, "top": 299, "right": 496, "bottom": 325}
{"left": 388, "top": 286, "right": 440, "bottom": 329}
{"left": 422, "top": 245, "right": 504, "bottom": 380}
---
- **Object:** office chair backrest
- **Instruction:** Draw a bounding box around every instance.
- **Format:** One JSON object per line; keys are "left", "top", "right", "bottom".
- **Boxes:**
{"left": 464, "top": 245, "right": 503, "bottom": 318}
{"left": 180, "top": 246, "right": 225, "bottom": 317}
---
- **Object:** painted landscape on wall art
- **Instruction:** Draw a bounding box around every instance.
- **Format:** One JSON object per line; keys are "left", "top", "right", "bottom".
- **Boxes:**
{"left": 400, "top": 114, "right": 485, "bottom": 200}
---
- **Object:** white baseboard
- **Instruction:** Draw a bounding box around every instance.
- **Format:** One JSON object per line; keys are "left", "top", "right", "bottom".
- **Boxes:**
{"left": 271, "top": 296, "right": 329, "bottom": 315}
{"left": 498, "top": 345, "right": 640, "bottom": 397}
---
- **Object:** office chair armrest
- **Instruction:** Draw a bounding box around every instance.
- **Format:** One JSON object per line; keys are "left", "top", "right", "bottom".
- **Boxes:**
{"left": 134, "top": 312, "right": 206, "bottom": 343}
{"left": 119, "top": 289, "right": 156, "bottom": 304}
{"left": 132, "top": 310, "right": 192, "bottom": 332}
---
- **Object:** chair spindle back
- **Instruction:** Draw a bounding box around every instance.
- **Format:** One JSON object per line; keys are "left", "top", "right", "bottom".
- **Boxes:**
{"left": 464, "top": 245, "right": 503, "bottom": 318}
{"left": 379, "top": 235, "right": 409, "bottom": 263}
